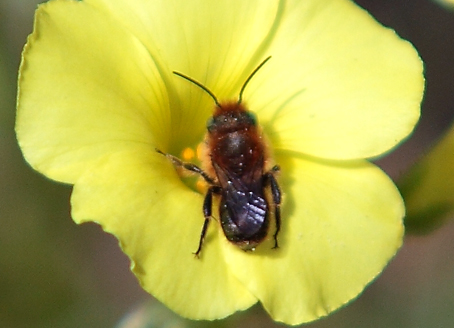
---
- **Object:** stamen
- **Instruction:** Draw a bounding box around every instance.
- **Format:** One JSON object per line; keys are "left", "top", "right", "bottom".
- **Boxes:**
{"left": 196, "top": 143, "right": 204, "bottom": 161}
{"left": 181, "top": 147, "right": 195, "bottom": 161}
{"left": 196, "top": 179, "right": 208, "bottom": 194}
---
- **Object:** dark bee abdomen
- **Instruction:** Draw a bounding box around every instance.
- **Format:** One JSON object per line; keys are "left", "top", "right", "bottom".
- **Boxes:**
{"left": 219, "top": 189, "right": 270, "bottom": 249}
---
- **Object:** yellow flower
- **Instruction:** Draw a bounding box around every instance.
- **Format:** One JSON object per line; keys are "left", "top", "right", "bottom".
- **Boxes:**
{"left": 16, "top": 0, "right": 424, "bottom": 325}
{"left": 400, "top": 123, "right": 454, "bottom": 233}
{"left": 433, "top": 0, "right": 454, "bottom": 9}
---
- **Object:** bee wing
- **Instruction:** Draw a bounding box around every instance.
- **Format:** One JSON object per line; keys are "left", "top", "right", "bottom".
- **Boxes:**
{"left": 213, "top": 162, "right": 267, "bottom": 235}
{"left": 213, "top": 155, "right": 264, "bottom": 191}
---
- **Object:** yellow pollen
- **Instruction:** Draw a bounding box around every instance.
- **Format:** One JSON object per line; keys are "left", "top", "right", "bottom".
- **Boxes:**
{"left": 196, "top": 179, "right": 208, "bottom": 194}
{"left": 181, "top": 147, "right": 195, "bottom": 161}
{"left": 196, "top": 142, "right": 204, "bottom": 161}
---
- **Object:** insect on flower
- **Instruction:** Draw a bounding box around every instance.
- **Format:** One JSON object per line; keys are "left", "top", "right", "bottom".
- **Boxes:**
{"left": 157, "top": 57, "right": 281, "bottom": 256}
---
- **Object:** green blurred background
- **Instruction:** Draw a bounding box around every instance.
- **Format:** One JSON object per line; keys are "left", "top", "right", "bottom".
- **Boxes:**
{"left": 1, "top": 1, "right": 454, "bottom": 327}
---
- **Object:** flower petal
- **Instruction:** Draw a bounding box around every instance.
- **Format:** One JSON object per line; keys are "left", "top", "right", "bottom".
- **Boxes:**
{"left": 244, "top": 0, "right": 424, "bottom": 160}
{"left": 16, "top": 0, "right": 169, "bottom": 183}
{"left": 222, "top": 155, "right": 404, "bottom": 325}
{"left": 433, "top": 0, "right": 454, "bottom": 9}
{"left": 71, "top": 149, "right": 257, "bottom": 319}
{"left": 86, "top": 0, "right": 284, "bottom": 99}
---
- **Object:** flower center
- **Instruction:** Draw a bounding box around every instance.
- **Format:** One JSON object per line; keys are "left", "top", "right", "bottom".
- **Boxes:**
{"left": 178, "top": 144, "right": 209, "bottom": 194}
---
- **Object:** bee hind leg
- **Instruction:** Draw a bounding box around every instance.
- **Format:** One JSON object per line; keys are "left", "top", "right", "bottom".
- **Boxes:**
{"left": 264, "top": 166, "right": 281, "bottom": 249}
{"left": 194, "top": 186, "right": 222, "bottom": 257}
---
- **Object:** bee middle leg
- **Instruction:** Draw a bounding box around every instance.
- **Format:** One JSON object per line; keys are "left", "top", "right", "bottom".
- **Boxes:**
{"left": 194, "top": 185, "right": 222, "bottom": 257}
{"left": 264, "top": 165, "right": 281, "bottom": 249}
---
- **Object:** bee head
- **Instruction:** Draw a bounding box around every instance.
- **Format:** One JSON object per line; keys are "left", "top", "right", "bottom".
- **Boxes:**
{"left": 207, "top": 102, "right": 257, "bottom": 133}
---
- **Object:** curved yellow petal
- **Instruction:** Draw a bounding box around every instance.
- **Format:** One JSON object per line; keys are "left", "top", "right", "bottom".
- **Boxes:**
{"left": 222, "top": 155, "right": 404, "bottom": 325}
{"left": 16, "top": 0, "right": 169, "bottom": 183}
{"left": 87, "top": 0, "right": 283, "bottom": 99}
{"left": 245, "top": 0, "right": 423, "bottom": 160}
{"left": 71, "top": 149, "right": 256, "bottom": 319}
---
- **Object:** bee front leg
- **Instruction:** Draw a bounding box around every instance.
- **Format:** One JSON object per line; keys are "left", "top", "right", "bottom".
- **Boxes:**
{"left": 194, "top": 185, "right": 222, "bottom": 257}
{"left": 155, "top": 148, "right": 216, "bottom": 184}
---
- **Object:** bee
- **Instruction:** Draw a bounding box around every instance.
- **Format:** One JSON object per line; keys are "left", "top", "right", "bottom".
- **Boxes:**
{"left": 157, "top": 57, "right": 281, "bottom": 256}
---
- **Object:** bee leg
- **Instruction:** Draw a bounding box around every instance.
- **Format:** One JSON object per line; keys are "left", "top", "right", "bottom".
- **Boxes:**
{"left": 155, "top": 148, "right": 215, "bottom": 184}
{"left": 194, "top": 186, "right": 222, "bottom": 257}
{"left": 265, "top": 166, "right": 281, "bottom": 249}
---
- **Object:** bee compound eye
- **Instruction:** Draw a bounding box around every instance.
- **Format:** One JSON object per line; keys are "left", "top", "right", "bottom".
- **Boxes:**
{"left": 206, "top": 117, "right": 215, "bottom": 132}
{"left": 246, "top": 111, "right": 257, "bottom": 126}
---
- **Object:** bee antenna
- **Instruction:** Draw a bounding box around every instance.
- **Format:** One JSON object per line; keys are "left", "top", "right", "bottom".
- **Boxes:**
{"left": 173, "top": 71, "right": 221, "bottom": 107}
{"left": 238, "top": 56, "right": 272, "bottom": 104}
